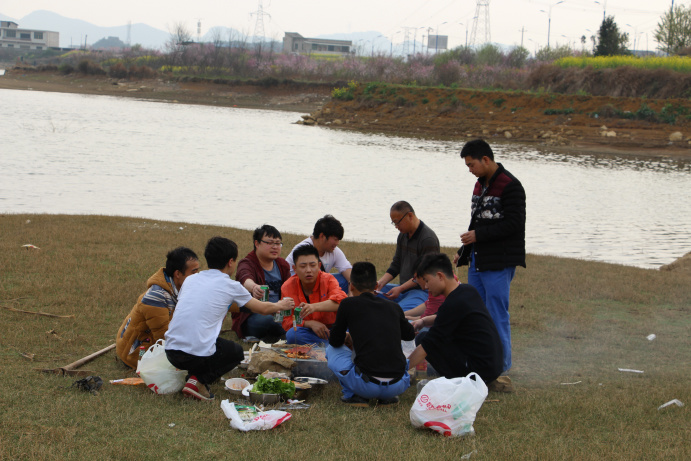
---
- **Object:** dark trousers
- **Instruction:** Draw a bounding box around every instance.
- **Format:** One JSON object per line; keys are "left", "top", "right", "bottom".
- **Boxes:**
{"left": 166, "top": 338, "right": 244, "bottom": 385}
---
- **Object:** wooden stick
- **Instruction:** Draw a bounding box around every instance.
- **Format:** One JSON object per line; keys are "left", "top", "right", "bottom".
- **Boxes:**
{"left": 39, "top": 344, "right": 116, "bottom": 376}
{"left": 1, "top": 305, "right": 74, "bottom": 318}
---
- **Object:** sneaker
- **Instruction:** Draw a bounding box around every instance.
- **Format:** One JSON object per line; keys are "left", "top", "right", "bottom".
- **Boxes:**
{"left": 182, "top": 375, "right": 215, "bottom": 401}
{"left": 341, "top": 395, "right": 369, "bottom": 408}
{"left": 487, "top": 376, "right": 514, "bottom": 393}
{"left": 377, "top": 396, "right": 400, "bottom": 406}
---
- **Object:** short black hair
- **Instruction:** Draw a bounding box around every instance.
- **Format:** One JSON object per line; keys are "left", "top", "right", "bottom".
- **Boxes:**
{"left": 416, "top": 253, "right": 454, "bottom": 279}
{"left": 292, "top": 244, "right": 320, "bottom": 264}
{"left": 252, "top": 224, "right": 282, "bottom": 250}
{"left": 204, "top": 236, "right": 238, "bottom": 270}
{"left": 460, "top": 138, "right": 494, "bottom": 161}
{"left": 391, "top": 200, "right": 414, "bottom": 215}
{"left": 164, "top": 247, "right": 198, "bottom": 278}
{"left": 350, "top": 262, "right": 377, "bottom": 292}
{"left": 313, "top": 215, "right": 344, "bottom": 240}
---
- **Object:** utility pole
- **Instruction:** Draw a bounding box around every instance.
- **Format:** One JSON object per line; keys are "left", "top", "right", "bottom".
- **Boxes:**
{"left": 520, "top": 26, "right": 525, "bottom": 48}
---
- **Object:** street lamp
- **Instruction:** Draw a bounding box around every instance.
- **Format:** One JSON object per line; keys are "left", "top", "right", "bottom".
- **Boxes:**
{"left": 435, "top": 21, "right": 447, "bottom": 53}
{"left": 413, "top": 26, "right": 425, "bottom": 54}
{"left": 540, "top": 1, "right": 565, "bottom": 49}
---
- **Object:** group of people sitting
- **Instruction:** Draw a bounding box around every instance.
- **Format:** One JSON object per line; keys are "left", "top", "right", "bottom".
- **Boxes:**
{"left": 114, "top": 206, "right": 503, "bottom": 405}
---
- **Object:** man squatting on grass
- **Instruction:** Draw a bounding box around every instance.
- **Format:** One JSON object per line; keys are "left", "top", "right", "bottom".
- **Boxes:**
{"left": 116, "top": 247, "right": 200, "bottom": 369}
{"left": 231, "top": 224, "right": 291, "bottom": 342}
{"left": 164, "top": 237, "right": 294, "bottom": 401}
{"left": 408, "top": 253, "right": 503, "bottom": 385}
{"left": 285, "top": 215, "right": 352, "bottom": 295}
{"left": 375, "top": 201, "right": 440, "bottom": 311}
{"left": 327, "top": 262, "right": 415, "bottom": 407}
{"left": 281, "top": 245, "right": 347, "bottom": 345}
{"left": 454, "top": 139, "right": 526, "bottom": 374}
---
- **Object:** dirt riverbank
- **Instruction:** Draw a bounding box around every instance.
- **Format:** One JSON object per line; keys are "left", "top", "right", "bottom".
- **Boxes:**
{"left": 2, "top": 69, "right": 691, "bottom": 160}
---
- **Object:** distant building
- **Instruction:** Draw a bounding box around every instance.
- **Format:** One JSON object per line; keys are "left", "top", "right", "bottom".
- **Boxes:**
{"left": 283, "top": 32, "right": 351, "bottom": 55}
{"left": 0, "top": 21, "right": 59, "bottom": 50}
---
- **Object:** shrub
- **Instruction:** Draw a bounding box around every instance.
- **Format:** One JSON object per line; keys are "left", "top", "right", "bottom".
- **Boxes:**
{"left": 331, "top": 80, "right": 358, "bottom": 100}
{"left": 476, "top": 44, "right": 503, "bottom": 66}
{"left": 109, "top": 62, "right": 128, "bottom": 79}
{"left": 77, "top": 59, "right": 106, "bottom": 75}
{"left": 434, "top": 61, "right": 463, "bottom": 86}
{"left": 58, "top": 63, "right": 74, "bottom": 75}
{"left": 129, "top": 65, "right": 157, "bottom": 79}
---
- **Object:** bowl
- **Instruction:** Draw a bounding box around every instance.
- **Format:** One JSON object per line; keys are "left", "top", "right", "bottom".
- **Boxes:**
{"left": 225, "top": 378, "right": 250, "bottom": 397}
{"left": 293, "top": 377, "right": 328, "bottom": 385}
{"left": 249, "top": 391, "right": 281, "bottom": 405}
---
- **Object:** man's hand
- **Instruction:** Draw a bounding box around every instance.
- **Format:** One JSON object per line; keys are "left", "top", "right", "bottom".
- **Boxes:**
{"left": 251, "top": 284, "right": 265, "bottom": 299}
{"left": 460, "top": 230, "right": 476, "bottom": 245}
{"left": 385, "top": 285, "right": 404, "bottom": 300}
{"left": 453, "top": 253, "right": 460, "bottom": 265}
{"left": 298, "top": 302, "right": 316, "bottom": 318}
{"left": 344, "top": 332, "right": 353, "bottom": 349}
{"left": 304, "top": 320, "right": 329, "bottom": 340}
{"left": 412, "top": 318, "right": 425, "bottom": 333}
{"left": 275, "top": 297, "right": 294, "bottom": 312}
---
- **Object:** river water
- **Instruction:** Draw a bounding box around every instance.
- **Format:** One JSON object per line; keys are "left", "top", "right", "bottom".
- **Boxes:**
{"left": 1, "top": 89, "right": 689, "bottom": 269}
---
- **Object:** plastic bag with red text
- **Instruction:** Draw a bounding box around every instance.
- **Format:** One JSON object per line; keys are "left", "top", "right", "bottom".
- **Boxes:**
{"left": 410, "top": 373, "right": 488, "bottom": 437}
{"left": 221, "top": 400, "right": 292, "bottom": 431}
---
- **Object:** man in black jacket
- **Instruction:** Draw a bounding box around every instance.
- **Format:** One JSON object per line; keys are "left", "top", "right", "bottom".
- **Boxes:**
{"left": 327, "top": 262, "right": 415, "bottom": 407}
{"left": 454, "top": 139, "right": 526, "bottom": 374}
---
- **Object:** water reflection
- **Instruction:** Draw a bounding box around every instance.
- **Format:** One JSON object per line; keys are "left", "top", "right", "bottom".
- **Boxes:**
{"left": 1, "top": 88, "right": 689, "bottom": 270}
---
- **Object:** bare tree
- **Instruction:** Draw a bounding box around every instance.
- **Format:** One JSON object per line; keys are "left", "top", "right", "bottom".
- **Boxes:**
{"left": 165, "top": 22, "right": 193, "bottom": 66}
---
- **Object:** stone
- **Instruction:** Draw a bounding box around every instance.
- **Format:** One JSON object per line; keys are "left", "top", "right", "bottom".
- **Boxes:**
{"left": 301, "top": 114, "right": 313, "bottom": 120}
{"left": 246, "top": 350, "right": 295, "bottom": 377}
{"left": 303, "top": 119, "right": 316, "bottom": 126}
{"left": 669, "top": 131, "right": 683, "bottom": 142}
{"left": 600, "top": 125, "right": 608, "bottom": 131}
{"left": 504, "top": 131, "right": 512, "bottom": 139}
{"left": 605, "top": 131, "right": 616, "bottom": 137}
{"left": 333, "top": 119, "right": 343, "bottom": 125}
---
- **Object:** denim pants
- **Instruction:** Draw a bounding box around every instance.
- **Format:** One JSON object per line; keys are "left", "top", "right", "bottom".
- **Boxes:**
{"left": 243, "top": 313, "right": 285, "bottom": 340}
{"left": 468, "top": 253, "right": 515, "bottom": 372}
{"left": 377, "top": 284, "right": 429, "bottom": 312}
{"left": 326, "top": 345, "right": 410, "bottom": 400}
{"left": 286, "top": 326, "right": 329, "bottom": 346}
{"left": 333, "top": 273, "right": 350, "bottom": 296}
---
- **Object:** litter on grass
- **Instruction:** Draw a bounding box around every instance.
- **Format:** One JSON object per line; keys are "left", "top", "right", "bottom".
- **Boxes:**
{"left": 618, "top": 368, "right": 644, "bottom": 373}
{"left": 658, "top": 399, "right": 684, "bottom": 410}
{"left": 646, "top": 334, "right": 656, "bottom": 341}
{"left": 560, "top": 381, "right": 582, "bottom": 385}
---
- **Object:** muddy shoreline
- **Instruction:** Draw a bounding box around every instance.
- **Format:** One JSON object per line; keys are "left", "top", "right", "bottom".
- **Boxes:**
{"left": 2, "top": 69, "right": 691, "bottom": 160}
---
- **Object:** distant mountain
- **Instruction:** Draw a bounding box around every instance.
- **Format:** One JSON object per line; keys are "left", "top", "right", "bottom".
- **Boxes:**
{"left": 6, "top": 10, "right": 169, "bottom": 49}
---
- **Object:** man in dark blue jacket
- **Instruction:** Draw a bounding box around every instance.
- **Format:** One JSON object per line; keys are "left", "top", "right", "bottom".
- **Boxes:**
{"left": 454, "top": 139, "right": 526, "bottom": 374}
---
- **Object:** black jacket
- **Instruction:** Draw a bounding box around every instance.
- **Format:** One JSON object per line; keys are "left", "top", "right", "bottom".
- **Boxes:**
{"left": 457, "top": 163, "right": 526, "bottom": 271}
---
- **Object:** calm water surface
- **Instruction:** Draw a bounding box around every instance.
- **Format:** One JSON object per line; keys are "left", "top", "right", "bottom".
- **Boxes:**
{"left": 1, "top": 89, "right": 689, "bottom": 269}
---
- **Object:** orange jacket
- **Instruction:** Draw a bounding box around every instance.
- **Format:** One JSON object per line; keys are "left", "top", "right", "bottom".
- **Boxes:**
{"left": 280, "top": 272, "right": 347, "bottom": 331}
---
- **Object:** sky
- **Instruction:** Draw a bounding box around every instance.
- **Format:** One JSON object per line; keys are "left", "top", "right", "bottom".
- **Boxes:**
{"left": 2, "top": 0, "right": 676, "bottom": 52}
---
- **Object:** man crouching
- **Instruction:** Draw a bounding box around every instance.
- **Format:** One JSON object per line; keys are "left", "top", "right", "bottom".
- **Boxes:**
{"left": 327, "top": 262, "right": 415, "bottom": 407}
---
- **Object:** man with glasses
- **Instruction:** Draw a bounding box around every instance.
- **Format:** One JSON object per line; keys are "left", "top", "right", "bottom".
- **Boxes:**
{"left": 232, "top": 225, "right": 291, "bottom": 342}
{"left": 375, "top": 201, "right": 440, "bottom": 311}
{"left": 285, "top": 215, "right": 352, "bottom": 294}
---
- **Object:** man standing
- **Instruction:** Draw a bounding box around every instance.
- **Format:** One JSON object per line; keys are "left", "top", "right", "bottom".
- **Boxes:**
{"left": 281, "top": 245, "right": 347, "bottom": 345}
{"left": 165, "top": 237, "right": 294, "bottom": 401}
{"left": 375, "top": 201, "right": 440, "bottom": 311}
{"left": 232, "top": 225, "right": 291, "bottom": 341}
{"left": 455, "top": 139, "right": 526, "bottom": 374}
{"left": 408, "top": 253, "right": 503, "bottom": 385}
{"left": 327, "top": 262, "right": 415, "bottom": 407}
{"left": 285, "top": 215, "right": 352, "bottom": 294}
{"left": 116, "top": 247, "right": 199, "bottom": 369}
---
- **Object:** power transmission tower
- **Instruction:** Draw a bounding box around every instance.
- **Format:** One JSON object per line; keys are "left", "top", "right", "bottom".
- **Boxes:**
{"left": 196, "top": 18, "right": 202, "bottom": 43}
{"left": 402, "top": 27, "right": 414, "bottom": 56}
{"left": 251, "top": 0, "right": 271, "bottom": 45}
{"left": 126, "top": 20, "right": 131, "bottom": 47}
{"left": 469, "top": 0, "right": 491, "bottom": 47}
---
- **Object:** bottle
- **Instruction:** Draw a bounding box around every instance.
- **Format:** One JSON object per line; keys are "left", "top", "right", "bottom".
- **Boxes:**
{"left": 138, "top": 345, "right": 146, "bottom": 359}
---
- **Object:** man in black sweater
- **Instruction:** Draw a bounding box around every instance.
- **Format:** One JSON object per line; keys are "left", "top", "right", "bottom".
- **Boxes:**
{"left": 327, "top": 262, "right": 416, "bottom": 407}
{"left": 409, "top": 253, "right": 503, "bottom": 386}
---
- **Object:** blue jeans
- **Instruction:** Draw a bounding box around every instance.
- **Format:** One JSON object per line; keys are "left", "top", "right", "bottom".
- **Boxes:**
{"left": 333, "top": 273, "right": 350, "bottom": 295}
{"left": 326, "top": 345, "right": 410, "bottom": 400}
{"left": 286, "top": 326, "right": 329, "bottom": 346}
{"left": 468, "top": 253, "right": 515, "bottom": 373}
{"left": 377, "top": 284, "right": 428, "bottom": 312}
{"left": 243, "top": 313, "right": 285, "bottom": 340}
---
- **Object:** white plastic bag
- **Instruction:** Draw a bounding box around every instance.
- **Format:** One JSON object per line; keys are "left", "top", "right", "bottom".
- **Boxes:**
{"left": 135, "top": 339, "right": 187, "bottom": 395}
{"left": 410, "top": 372, "right": 488, "bottom": 437}
{"left": 220, "top": 400, "right": 292, "bottom": 431}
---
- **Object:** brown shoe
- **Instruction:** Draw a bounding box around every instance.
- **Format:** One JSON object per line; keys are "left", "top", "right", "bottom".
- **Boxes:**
{"left": 488, "top": 376, "right": 514, "bottom": 393}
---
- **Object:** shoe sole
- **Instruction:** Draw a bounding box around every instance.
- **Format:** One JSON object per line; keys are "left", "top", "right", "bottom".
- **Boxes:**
{"left": 377, "top": 400, "right": 399, "bottom": 406}
{"left": 344, "top": 402, "right": 369, "bottom": 408}
{"left": 182, "top": 386, "right": 214, "bottom": 401}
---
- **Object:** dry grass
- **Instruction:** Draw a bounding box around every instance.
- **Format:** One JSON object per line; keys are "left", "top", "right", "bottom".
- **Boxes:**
{"left": 1, "top": 214, "right": 689, "bottom": 460}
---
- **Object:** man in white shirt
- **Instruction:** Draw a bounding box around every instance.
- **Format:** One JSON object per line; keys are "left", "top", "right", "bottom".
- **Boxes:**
{"left": 285, "top": 215, "right": 352, "bottom": 294}
{"left": 165, "top": 236, "right": 294, "bottom": 401}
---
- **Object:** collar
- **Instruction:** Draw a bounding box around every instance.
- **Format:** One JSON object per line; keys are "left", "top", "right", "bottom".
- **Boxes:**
{"left": 409, "top": 220, "right": 426, "bottom": 240}
{"left": 164, "top": 272, "right": 179, "bottom": 303}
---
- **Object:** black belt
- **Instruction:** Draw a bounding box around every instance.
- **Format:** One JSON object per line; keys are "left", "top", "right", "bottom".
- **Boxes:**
{"left": 354, "top": 366, "right": 402, "bottom": 386}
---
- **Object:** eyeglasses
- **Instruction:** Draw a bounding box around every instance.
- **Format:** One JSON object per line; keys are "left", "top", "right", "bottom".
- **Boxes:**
{"left": 391, "top": 212, "right": 409, "bottom": 227}
{"left": 261, "top": 240, "right": 283, "bottom": 247}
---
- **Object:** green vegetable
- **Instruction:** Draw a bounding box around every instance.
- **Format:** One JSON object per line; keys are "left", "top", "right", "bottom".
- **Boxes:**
{"left": 251, "top": 375, "right": 295, "bottom": 398}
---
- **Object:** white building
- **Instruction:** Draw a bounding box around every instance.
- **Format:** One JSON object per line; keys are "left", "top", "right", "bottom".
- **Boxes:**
{"left": 0, "top": 21, "right": 59, "bottom": 50}
{"left": 283, "top": 32, "right": 351, "bottom": 55}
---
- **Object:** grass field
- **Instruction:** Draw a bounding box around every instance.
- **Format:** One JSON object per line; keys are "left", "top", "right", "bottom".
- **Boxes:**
{"left": 1, "top": 214, "right": 689, "bottom": 460}
{"left": 555, "top": 56, "right": 691, "bottom": 72}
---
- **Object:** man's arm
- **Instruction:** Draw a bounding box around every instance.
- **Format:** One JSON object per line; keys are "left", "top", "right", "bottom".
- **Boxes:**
{"left": 304, "top": 320, "right": 329, "bottom": 340}
{"left": 408, "top": 344, "right": 427, "bottom": 369}
{"left": 375, "top": 272, "right": 394, "bottom": 292}
{"left": 404, "top": 301, "right": 427, "bottom": 319}
{"left": 399, "top": 309, "right": 415, "bottom": 341}
{"left": 244, "top": 297, "right": 294, "bottom": 315}
{"left": 340, "top": 268, "right": 351, "bottom": 283}
{"left": 328, "top": 303, "right": 348, "bottom": 347}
